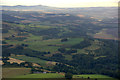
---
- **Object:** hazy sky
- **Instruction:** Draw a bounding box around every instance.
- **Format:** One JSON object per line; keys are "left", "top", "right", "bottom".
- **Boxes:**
{"left": 0, "top": 0, "right": 119, "bottom": 7}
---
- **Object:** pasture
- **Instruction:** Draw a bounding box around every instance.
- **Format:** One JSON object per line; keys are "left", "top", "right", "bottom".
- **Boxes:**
{"left": 11, "top": 55, "right": 56, "bottom": 67}
{"left": 15, "top": 73, "right": 64, "bottom": 78}
{"left": 2, "top": 68, "right": 31, "bottom": 78}
{"left": 94, "top": 29, "right": 117, "bottom": 40}
{"left": 6, "top": 36, "right": 84, "bottom": 53}
{"left": 73, "top": 74, "right": 117, "bottom": 80}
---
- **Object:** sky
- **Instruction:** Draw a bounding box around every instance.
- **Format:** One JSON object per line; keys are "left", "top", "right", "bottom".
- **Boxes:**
{"left": 0, "top": 0, "right": 119, "bottom": 7}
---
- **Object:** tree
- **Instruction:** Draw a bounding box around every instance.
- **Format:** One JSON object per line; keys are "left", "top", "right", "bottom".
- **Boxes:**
{"left": 61, "top": 38, "right": 68, "bottom": 42}
{"left": 65, "top": 73, "right": 73, "bottom": 80}
{"left": 58, "top": 48, "right": 66, "bottom": 53}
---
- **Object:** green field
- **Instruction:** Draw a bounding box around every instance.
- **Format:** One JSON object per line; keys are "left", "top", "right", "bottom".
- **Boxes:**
{"left": 29, "top": 24, "right": 56, "bottom": 29}
{"left": 26, "top": 34, "right": 43, "bottom": 41}
{"left": 6, "top": 37, "right": 84, "bottom": 53}
{"left": 15, "top": 73, "right": 64, "bottom": 78}
{"left": 64, "top": 55, "right": 73, "bottom": 61}
{"left": 73, "top": 74, "right": 117, "bottom": 80}
{"left": 11, "top": 55, "right": 56, "bottom": 66}
{"left": 60, "top": 38, "right": 84, "bottom": 45}
{"left": 2, "top": 68, "right": 31, "bottom": 78}
{"left": 12, "top": 73, "right": 118, "bottom": 80}
{"left": 73, "top": 74, "right": 112, "bottom": 78}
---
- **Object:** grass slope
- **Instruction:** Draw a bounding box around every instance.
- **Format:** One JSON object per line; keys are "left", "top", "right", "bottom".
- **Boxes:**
{"left": 2, "top": 68, "right": 31, "bottom": 78}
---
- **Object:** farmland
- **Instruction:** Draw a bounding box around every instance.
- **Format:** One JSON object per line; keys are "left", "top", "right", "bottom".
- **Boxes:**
{"left": 11, "top": 55, "right": 56, "bottom": 67}
{"left": 2, "top": 68, "right": 31, "bottom": 78}
{"left": 13, "top": 73, "right": 118, "bottom": 80}
{"left": 73, "top": 74, "right": 113, "bottom": 78}
{"left": 2, "top": 7, "right": 118, "bottom": 79}
{"left": 5, "top": 35, "right": 84, "bottom": 53}
{"left": 73, "top": 74, "right": 118, "bottom": 80}
{"left": 15, "top": 73, "right": 64, "bottom": 78}
{"left": 94, "top": 29, "right": 118, "bottom": 40}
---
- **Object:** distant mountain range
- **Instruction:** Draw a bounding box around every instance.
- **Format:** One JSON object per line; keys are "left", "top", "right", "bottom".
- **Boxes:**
{"left": 1, "top": 5, "right": 117, "bottom": 11}
{"left": 1, "top": 5, "right": 58, "bottom": 11}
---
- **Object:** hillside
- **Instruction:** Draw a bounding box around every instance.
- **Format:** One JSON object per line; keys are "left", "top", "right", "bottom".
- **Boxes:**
{"left": 1, "top": 6, "right": 118, "bottom": 79}
{"left": 1, "top": 5, "right": 117, "bottom": 19}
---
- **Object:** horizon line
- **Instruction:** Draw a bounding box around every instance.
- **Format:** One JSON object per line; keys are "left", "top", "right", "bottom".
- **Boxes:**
{"left": 0, "top": 4, "right": 118, "bottom": 8}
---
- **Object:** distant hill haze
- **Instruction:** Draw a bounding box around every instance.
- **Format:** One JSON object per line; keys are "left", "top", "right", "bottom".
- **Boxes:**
{"left": 1, "top": 5, "right": 117, "bottom": 19}
{"left": 1, "top": 5, "right": 58, "bottom": 11}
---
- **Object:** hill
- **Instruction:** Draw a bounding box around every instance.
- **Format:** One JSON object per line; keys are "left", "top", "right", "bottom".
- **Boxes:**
{"left": 1, "top": 5, "right": 117, "bottom": 19}
{"left": 2, "top": 6, "right": 118, "bottom": 79}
